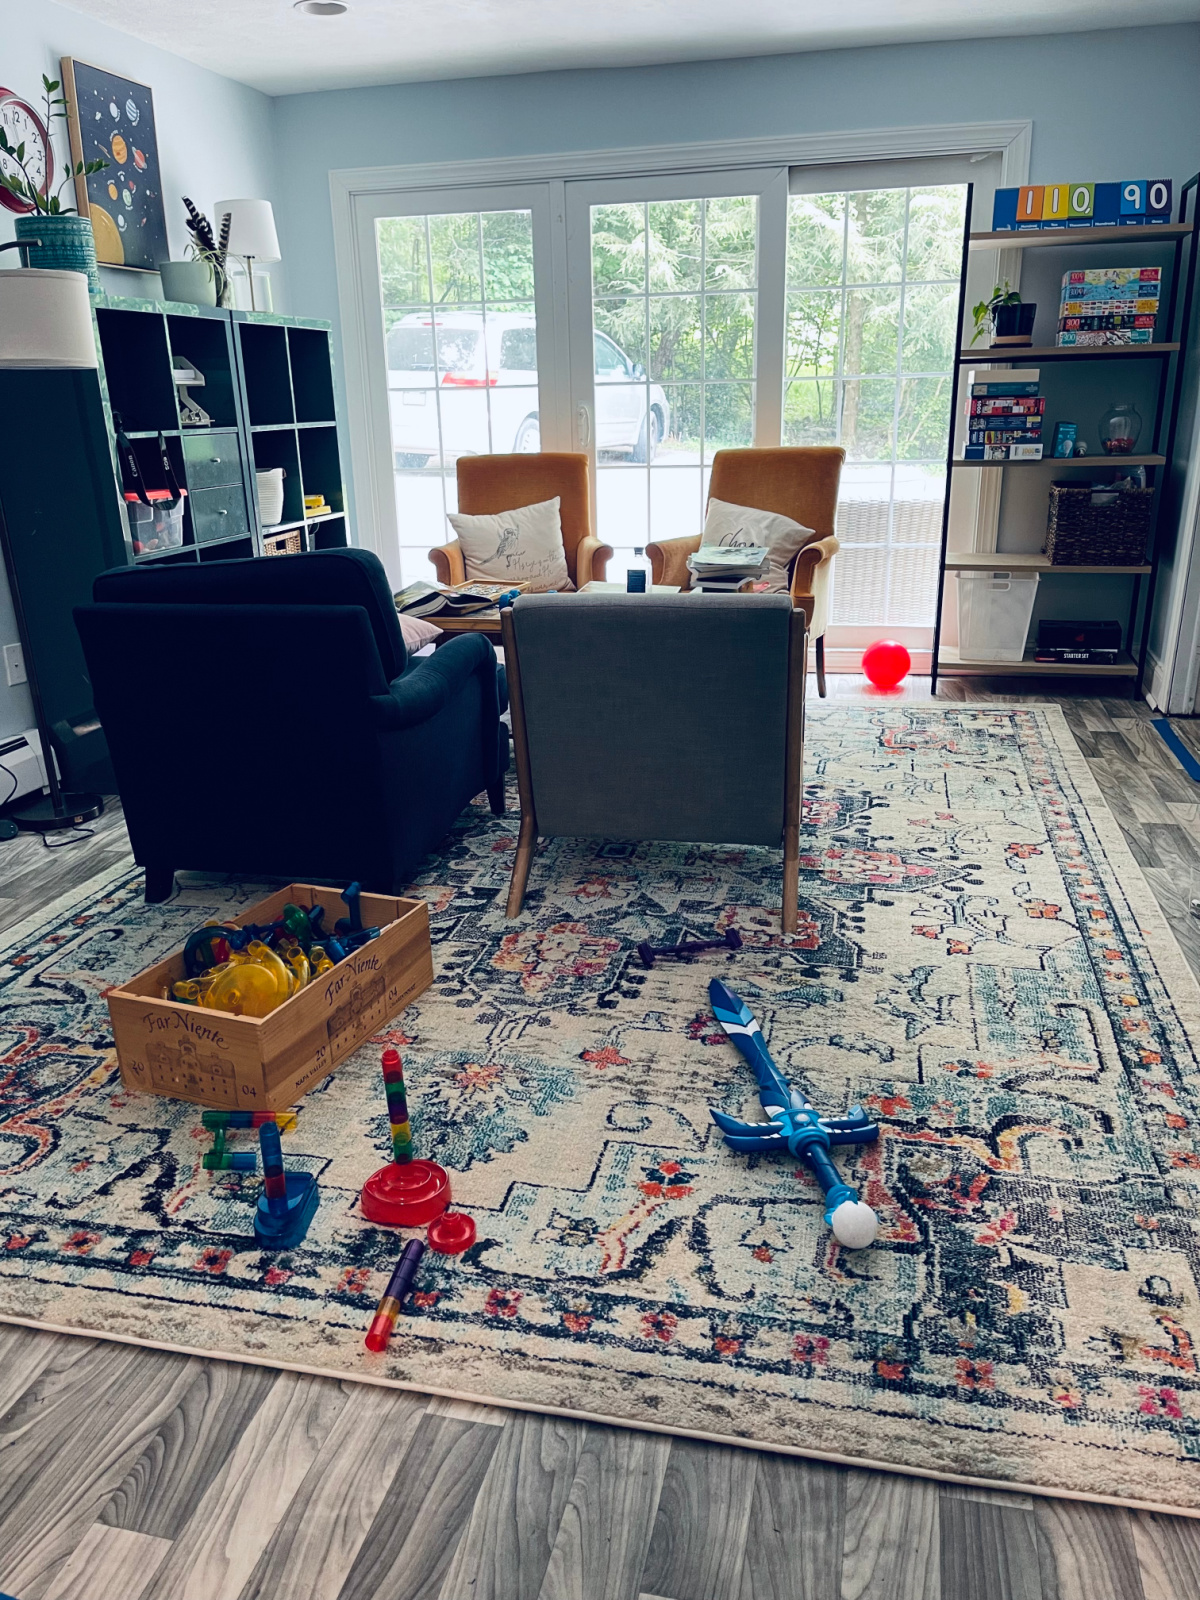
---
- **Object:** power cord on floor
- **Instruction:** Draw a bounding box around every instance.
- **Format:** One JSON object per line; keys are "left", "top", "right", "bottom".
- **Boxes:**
{"left": 41, "top": 826, "right": 96, "bottom": 849}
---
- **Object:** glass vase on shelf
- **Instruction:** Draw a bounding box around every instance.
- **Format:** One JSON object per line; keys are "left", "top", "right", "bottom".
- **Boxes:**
{"left": 1099, "top": 402, "right": 1142, "bottom": 456}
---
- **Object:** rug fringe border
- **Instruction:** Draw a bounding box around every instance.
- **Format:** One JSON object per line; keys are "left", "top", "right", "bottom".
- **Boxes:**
{"left": 2, "top": 1310, "right": 1197, "bottom": 1521}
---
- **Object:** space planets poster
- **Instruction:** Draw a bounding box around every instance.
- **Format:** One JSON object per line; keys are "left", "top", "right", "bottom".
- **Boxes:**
{"left": 62, "top": 58, "right": 168, "bottom": 272}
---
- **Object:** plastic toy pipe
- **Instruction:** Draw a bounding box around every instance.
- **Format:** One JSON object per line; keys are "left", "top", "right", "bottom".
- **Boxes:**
{"left": 365, "top": 1238, "right": 426, "bottom": 1352}
{"left": 637, "top": 928, "right": 742, "bottom": 969}
{"left": 382, "top": 1048, "right": 413, "bottom": 1165}
{"left": 259, "top": 1121, "right": 289, "bottom": 1217}
{"left": 202, "top": 1110, "right": 297, "bottom": 1131}
{"left": 203, "top": 1149, "right": 257, "bottom": 1172}
{"left": 706, "top": 979, "right": 880, "bottom": 1249}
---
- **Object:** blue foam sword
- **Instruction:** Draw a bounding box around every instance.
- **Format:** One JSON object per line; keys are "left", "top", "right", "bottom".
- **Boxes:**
{"left": 707, "top": 979, "right": 880, "bottom": 1248}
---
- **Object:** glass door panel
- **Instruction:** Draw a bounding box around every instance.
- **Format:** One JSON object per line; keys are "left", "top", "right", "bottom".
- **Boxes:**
{"left": 568, "top": 176, "right": 775, "bottom": 578}
{"left": 376, "top": 206, "right": 541, "bottom": 586}
{"left": 785, "top": 183, "right": 967, "bottom": 634}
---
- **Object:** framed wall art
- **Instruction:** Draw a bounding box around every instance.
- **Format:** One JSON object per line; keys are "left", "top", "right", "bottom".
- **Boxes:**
{"left": 61, "top": 57, "right": 168, "bottom": 272}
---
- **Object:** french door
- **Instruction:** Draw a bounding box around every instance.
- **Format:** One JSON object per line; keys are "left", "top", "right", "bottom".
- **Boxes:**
{"left": 352, "top": 182, "right": 562, "bottom": 588}
{"left": 564, "top": 169, "right": 786, "bottom": 576}
{"left": 351, "top": 157, "right": 990, "bottom": 654}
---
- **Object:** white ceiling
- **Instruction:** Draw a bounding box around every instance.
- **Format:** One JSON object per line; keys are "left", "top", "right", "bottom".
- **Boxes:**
{"left": 59, "top": 0, "right": 1200, "bottom": 96}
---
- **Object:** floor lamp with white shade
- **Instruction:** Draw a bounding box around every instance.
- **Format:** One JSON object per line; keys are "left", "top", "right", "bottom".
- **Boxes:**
{"left": 0, "top": 263, "right": 105, "bottom": 831}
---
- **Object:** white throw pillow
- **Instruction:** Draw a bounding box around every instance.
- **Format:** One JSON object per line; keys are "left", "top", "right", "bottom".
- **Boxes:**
{"left": 701, "top": 497, "right": 815, "bottom": 592}
{"left": 398, "top": 613, "right": 442, "bottom": 653}
{"left": 447, "top": 496, "right": 572, "bottom": 592}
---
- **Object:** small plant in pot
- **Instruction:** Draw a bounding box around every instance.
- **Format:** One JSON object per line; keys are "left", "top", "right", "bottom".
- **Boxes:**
{"left": 971, "top": 282, "right": 1037, "bottom": 347}
{"left": 177, "top": 199, "right": 233, "bottom": 307}
{"left": 0, "top": 75, "right": 108, "bottom": 293}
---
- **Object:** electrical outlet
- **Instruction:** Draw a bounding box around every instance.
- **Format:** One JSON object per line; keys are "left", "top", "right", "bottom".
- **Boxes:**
{"left": 3, "top": 643, "right": 25, "bottom": 687}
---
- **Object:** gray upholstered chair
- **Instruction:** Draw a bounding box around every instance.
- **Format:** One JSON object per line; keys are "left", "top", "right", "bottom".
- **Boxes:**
{"left": 500, "top": 592, "right": 806, "bottom": 930}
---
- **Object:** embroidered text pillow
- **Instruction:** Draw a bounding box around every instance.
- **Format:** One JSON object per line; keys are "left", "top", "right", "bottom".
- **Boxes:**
{"left": 701, "top": 497, "right": 816, "bottom": 592}
{"left": 447, "top": 496, "right": 572, "bottom": 592}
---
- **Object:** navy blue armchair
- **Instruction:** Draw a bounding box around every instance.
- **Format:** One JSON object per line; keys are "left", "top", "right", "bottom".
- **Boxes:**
{"left": 74, "top": 548, "right": 508, "bottom": 901}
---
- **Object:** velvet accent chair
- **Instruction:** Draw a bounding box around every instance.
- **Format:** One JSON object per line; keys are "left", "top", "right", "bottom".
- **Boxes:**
{"left": 646, "top": 446, "right": 844, "bottom": 696}
{"left": 74, "top": 549, "right": 509, "bottom": 902}
{"left": 429, "top": 452, "right": 613, "bottom": 588}
{"left": 501, "top": 592, "right": 806, "bottom": 930}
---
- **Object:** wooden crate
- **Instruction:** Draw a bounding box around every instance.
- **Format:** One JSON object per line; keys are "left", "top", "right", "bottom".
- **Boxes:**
{"left": 106, "top": 884, "right": 432, "bottom": 1110}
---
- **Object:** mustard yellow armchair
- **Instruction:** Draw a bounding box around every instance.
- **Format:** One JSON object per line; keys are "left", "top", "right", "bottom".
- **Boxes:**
{"left": 429, "top": 452, "right": 612, "bottom": 589}
{"left": 646, "top": 446, "right": 844, "bottom": 695}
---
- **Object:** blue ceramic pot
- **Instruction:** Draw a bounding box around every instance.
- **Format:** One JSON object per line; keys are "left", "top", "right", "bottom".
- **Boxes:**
{"left": 15, "top": 214, "right": 100, "bottom": 294}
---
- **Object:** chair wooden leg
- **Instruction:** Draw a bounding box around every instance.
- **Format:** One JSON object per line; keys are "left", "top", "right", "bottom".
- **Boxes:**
{"left": 506, "top": 815, "right": 537, "bottom": 917}
{"left": 815, "top": 634, "right": 827, "bottom": 698}
{"left": 144, "top": 867, "right": 175, "bottom": 904}
{"left": 782, "top": 840, "right": 799, "bottom": 934}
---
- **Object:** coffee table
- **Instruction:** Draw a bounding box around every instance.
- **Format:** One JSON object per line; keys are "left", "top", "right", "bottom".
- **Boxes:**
{"left": 428, "top": 582, "right": 683, "bottom": 644}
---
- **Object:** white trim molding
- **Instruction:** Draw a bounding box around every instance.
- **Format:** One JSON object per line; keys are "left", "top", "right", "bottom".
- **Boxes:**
{"left": 331, "top": 120, "right": 1032, "bottom": 581}
{"left": 329, "top": 120, "right": 1032, "bottom": 200}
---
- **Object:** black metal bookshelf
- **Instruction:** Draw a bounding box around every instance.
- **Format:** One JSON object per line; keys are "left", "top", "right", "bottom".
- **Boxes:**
{"left": 930, "top": 178, "right": 1200, "bottom": 691}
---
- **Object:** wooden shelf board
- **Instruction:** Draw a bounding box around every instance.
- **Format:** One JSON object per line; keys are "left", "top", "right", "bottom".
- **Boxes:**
{"left": 263, "top": 519, "right": 306, "bottom": 533}
{"left": 969, "top": 223, "right": 1191, "bottom": 250}
{"left": 250, "top": 421, "right": 298, "bottom": 432}
{"left": 305, "top": 512, "right": 343, "bottom": 523}
{"left": 952, "top": 453, "right": 1165, "bottom": 469}
{"left": 959, "top": 344, "right": 1178, "bottom": 363}
{"left": 938, "top": 647, "right": 1137, "bottom": 676}
{"left": 944, "top": 551, "right": 1150, "bottom": 574}
{"left": 296, "top": 419, "right": 338, "bottom": 429}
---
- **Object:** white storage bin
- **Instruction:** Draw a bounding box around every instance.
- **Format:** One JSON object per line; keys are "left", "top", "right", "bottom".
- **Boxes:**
{"left": 956, "top": 570, "right": 1039, "bottom": 663}
{"left": 256, "top": 467, "right": 286, "bottom": 526}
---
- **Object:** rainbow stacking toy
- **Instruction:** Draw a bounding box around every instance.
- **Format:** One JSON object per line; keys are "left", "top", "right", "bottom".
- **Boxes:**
{"left": 360, "top": 1048, "right": 451, "bottom": 1226}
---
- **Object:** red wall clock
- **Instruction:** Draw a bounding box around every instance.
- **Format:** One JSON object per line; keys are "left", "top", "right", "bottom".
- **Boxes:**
{"left": 0, "top": 88, "right": 53, "bottom": 214}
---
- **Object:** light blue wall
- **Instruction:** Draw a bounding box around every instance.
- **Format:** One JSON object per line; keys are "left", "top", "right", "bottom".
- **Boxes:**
{"left": 274, "top": 23, "right": 1200, "bottom": 337}
{"left": 272, "top": 22, "right": 1200, "bottom": 575}
{"left": 0, "top": 0, "right": 278, "bottom": 740}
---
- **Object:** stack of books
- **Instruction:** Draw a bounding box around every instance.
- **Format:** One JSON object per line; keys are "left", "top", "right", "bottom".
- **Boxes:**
{"left": 964, "top": 369, "right": 1044, "bottom": 461}
{"left": 685, "top": 545, "right": 770, "bottom": 592}
{"left": 1056, "top": 268, "right": 1160, "bottom": 347}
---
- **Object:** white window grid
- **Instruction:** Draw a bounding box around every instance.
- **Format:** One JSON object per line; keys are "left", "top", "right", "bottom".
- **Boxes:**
{"left": 378, "top": 209, "right": 539, "bottom": 557}
{"left": 785, "top": 186, "right": 966, "bottom": 627}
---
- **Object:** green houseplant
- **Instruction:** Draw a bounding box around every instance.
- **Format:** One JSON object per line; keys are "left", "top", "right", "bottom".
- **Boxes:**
{"left": 971, "top": 281, "right": 1037, "bottom": 347}
{"left": 0, "top": 75, "right": 108, "bottom": 292}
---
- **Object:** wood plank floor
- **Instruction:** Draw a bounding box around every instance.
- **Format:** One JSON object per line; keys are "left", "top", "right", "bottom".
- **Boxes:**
{"left": 2, "top": 678, "right": 1200, "bottom": 1600}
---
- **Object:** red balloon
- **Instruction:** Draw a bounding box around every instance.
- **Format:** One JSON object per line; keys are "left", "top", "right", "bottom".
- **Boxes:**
{"left": 862, "top": 639, "right": 911, "bottom": 690}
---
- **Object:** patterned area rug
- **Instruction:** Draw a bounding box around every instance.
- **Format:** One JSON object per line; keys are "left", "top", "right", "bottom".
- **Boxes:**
{"left": 4, "top": 705, "right": 1200, "bottom": 1513}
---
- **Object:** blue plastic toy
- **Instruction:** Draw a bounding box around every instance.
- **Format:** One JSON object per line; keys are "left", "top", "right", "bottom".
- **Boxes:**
{"left": 253, "top": 1120, "right": 318, "bottom": 1247}
{"left": 707, "top": 979, "right": 880, "bottom": 1249}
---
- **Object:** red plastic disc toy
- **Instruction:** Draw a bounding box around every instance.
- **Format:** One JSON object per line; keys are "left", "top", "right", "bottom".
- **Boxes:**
{"left": 427, "top": 1211, "right": 476, "bottom": 1254}
{"left": 361, "top": 1159, "right": 450, "bottom": 1226}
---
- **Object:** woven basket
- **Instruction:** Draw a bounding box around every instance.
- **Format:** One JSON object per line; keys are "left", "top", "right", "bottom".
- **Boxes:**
{"left": 263, "top": 529, "right": 303, "bottom": 556}
{"left": 1044, "top": 483, "right": 1154, "bottom": 566}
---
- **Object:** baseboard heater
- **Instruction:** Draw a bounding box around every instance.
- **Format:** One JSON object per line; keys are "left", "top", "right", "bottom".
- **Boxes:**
{"left": 0, "top": 730, "right": 52, "bottom": 806}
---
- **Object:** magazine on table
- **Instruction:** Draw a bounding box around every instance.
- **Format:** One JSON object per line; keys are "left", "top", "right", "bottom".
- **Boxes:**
{"left": 394, "top": 580, "right": 529, "bottom": 618}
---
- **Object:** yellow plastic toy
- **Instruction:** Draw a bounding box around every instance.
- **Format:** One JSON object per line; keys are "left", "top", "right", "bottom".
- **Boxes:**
{"left": 310, "top": 945, "right": 334, "bottom": 977}
{"left": 281, "top": 942, "right": 311, "bottom": 991}
{"left": 204, "top": 958, "right": 281, "bottom": 1017}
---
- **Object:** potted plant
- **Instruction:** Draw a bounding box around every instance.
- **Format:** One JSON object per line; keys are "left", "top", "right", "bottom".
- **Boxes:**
{"left": 0, "top": 75, "right": 108, "bottom": 292}
{"left": 971, "top": 282, "right": 1037, "bottom": 347}
{"left": 160, "top": 201, "right": 232, "bottom": 308}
